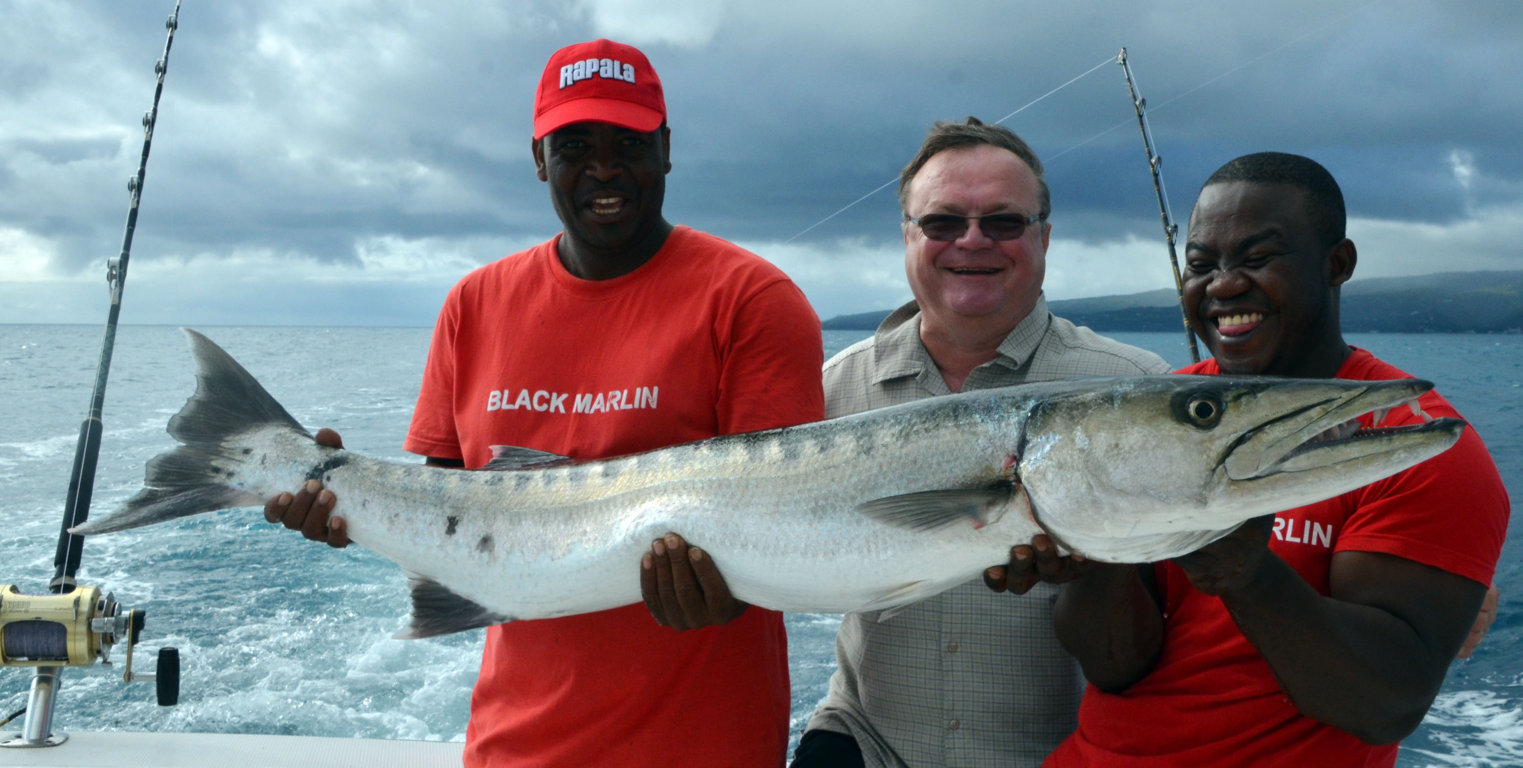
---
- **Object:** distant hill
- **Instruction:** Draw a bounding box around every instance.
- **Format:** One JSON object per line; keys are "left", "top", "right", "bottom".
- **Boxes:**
{"left": 821, "top": 270, "right": 1523, "bottom": 334}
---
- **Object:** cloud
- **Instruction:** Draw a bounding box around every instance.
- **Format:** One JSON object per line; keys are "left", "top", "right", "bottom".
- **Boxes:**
{"left": 1350, "top": 204, "right": 1523, "bottom": 278}
{"left": 2, "top": 0, "right": 1522, "bottom": 326}
{"left": 576, "top": 0, "right": 727, "bottom": 48}
{"left": 0, "top": 227, "right": 59, "bottom": 280}
{"left": 742, "top": 235, "right": 911, "bottom": 318}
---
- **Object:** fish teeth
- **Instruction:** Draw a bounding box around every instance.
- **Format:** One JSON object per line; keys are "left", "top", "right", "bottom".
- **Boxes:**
{"left": 1312, "top": 420, "right": 1362, "bottom": 443}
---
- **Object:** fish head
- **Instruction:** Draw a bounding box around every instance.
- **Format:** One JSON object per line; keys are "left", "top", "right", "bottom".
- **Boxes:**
{"left": 1014, "top": 375, "right": 1465, "bottom": 560}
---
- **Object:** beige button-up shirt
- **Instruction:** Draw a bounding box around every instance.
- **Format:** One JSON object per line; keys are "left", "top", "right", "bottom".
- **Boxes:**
{"left": 806, "top": 296, "right": 1170, "bottom": 768}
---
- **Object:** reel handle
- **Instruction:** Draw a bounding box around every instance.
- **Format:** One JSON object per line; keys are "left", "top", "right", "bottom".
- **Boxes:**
{"left": 154, "top": 647, "right": 180, "bottom": 706}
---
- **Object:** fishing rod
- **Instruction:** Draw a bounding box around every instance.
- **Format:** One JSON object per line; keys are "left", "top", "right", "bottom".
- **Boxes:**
{"left": 52, "top": 1, "right": 182, "bottom": 594}
{"left": 1, "top": 2, "right": 182, "bottom": 749}
{"left": 1117, "top": 47, "right": 1201, "bottom": 363}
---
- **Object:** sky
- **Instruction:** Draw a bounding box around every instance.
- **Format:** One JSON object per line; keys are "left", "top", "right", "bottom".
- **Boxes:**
{"left": 2, "top": 0, "right": 1521, "bottom": 327}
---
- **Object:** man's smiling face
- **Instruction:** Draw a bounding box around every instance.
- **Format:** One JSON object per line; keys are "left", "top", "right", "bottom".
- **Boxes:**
{"left": 1184, "top": 180, "right": 1350, "bottom": 377}
{"left": 901, "top": 144, "right": 1050, "bottom": 339}
{"left": 534, "top": 121, "right": 671, "bottom": 261}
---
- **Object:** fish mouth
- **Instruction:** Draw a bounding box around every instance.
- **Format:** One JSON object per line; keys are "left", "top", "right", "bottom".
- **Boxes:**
{"left": 1222, "top": 378, "right": 1465, "bottom": 481}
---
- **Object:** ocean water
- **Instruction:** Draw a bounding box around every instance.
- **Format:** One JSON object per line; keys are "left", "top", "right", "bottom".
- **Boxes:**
{"left": 0, "top": 324, "right": 1517, "bottom": 766}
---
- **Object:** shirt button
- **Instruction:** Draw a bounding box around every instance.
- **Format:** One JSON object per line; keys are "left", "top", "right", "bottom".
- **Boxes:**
{"left": 948, "top": 720, "right": 961, "bottom": 730}
{"left": 946, "top": 641, "right": 959, "bottom": 653}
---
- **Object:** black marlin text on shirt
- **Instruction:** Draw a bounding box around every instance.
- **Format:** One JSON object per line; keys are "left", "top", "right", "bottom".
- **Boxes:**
{"left": 1272, "top": 516, "right": 1333, "bottom": 549}
{"left": 485, "top": 386, "right": 660, "bottom": 415}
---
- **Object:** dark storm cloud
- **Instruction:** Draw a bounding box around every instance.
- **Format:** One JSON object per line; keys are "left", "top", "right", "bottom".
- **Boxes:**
{"left": 2, "top": 0, "right": 1521, "bottom": 325}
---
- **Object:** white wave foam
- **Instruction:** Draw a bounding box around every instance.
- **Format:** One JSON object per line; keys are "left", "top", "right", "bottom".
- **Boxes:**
{"left": 1401, "top": 688, "right": 1523, "bottom": 768}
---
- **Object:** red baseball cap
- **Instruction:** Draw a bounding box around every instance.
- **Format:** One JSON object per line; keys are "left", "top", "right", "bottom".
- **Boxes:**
{"left": 533, "top": 39, "right": 666, "bottom": 140}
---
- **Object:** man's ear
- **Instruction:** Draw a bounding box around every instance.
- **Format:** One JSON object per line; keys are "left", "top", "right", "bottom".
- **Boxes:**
{"left": 660, "top": 126, "right": 672, "bottom": 174}
{"left": 532, "top": 138, "right": 547, "bottom": 181}
{"left": 1327, "top": 237, "right": 1357, "bottom": 288}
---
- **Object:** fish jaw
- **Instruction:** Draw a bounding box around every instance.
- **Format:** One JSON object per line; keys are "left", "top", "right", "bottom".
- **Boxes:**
{"left": 1015, "top": 376, "right": 1465, "bottom": 562}
{"left": 1218, "top": 376, "right": 1444, "bottom": 479}
{"left": 1212, "top": 377, "right": 1465, "bottom": 508}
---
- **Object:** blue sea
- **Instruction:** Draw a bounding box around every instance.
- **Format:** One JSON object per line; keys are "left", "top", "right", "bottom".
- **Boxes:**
{"left": 0, "top": 325, "right": 1518, "bottom": 766}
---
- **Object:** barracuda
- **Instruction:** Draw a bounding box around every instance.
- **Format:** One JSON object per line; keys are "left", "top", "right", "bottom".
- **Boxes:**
{"left": 74, "top": 330, "right": 1465, "bottom": 638}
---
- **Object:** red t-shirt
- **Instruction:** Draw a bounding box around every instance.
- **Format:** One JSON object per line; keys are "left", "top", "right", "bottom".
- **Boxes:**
{"left": 404, "top": 227, "right": 825, "bottom": 767}
{"left": 1048, "top": 348, "right": 1509, "bottom": 768}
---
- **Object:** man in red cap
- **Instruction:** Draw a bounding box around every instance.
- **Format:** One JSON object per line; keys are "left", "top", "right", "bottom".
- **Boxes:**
{"left": 266, "top": 39, "right": 824, "bottom": 766}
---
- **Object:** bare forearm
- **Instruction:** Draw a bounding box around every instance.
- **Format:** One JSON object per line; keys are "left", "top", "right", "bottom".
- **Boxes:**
{"left": 1218, "top": 554, "right": 1483, "bottom": 744}
{"left": 1054, "top": 563, "right": 1162, "bottom": 692}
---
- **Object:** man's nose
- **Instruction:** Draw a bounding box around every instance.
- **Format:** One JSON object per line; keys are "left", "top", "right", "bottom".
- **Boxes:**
{"left": 1205, "top": 268, "right": 1249, "bottom": 298}
{"left": 954, "top": 219, "right": 995, "bottom": 246}
{"left": 586, "top": 148, "right": 622, "bottom": 182}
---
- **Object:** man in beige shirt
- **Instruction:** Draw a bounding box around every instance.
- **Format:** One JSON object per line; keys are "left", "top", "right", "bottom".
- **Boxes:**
{"left": 793, "top": 117, "right": 1168, "bottom": 768}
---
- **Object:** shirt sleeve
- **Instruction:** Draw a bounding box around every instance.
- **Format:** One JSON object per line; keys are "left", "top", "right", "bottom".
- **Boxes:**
{"left": 1337, "top": 409, "right": 1509, "bottom": 586}
{"left": 403, "top": 288, "right": 465, "bottom": 461}
{"left": 715, "top": 279, "right": 826, "bottom": 435}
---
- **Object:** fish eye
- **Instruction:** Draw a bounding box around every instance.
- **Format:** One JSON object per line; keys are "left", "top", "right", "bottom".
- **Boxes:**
{"left": 1185, "top": 394, "right": 1223, "bottom": 428}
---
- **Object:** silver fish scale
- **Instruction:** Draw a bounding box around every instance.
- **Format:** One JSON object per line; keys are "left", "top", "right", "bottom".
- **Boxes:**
{"left": 305, "top": 394, "right": 1036, "bottom": 618}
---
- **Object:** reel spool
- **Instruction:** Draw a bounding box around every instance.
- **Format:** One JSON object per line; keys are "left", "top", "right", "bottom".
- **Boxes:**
{"left": 0, "top": 585, "right": 179, "bottom": 706}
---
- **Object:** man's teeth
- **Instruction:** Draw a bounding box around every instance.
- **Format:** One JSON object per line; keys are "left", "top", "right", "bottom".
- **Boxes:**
{"left": 591, "top": 197, "right": 622, "bottom": 214}
{"left": 1217, "top": 313, "right": 1264, "bottom": 327}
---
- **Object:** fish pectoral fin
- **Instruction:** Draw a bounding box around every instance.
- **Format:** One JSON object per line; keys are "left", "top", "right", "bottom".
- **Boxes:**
{"left": 394, "top": 574, "right": 513, "bottom": 639}
{"left": 854, "top": 486, "right": 1014, "bottom": 532}
{"left": 484, "top": 445, "right": 575, "bottom": 471}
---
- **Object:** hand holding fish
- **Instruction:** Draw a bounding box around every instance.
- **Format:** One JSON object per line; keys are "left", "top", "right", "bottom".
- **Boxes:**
{"left": 1170, "top": 515, "right": 1276, "bottom": 597}
{"left": 641, "top": 533, "right": 748, "bottom": 631}
{"left": 1457, "top": 583, "right": 1500, "bottom": 660}
{"left": 983, "top": 533, "right": 1086, "bottom": 595}
{"left": 263, "top": 427, "right": 350, "bottom": 548}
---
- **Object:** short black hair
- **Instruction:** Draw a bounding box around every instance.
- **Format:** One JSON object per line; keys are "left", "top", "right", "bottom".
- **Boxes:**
{"left": 1203, "top": 152, "right": 1346, "bottom": 246}
{"left": 898, "top": 116, "right": 1050, "bottom": 219}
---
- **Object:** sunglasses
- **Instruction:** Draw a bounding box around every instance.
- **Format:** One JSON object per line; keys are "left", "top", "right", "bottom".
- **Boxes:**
{"left": 906, "top": 212, "right": 1044, "bottom": 242}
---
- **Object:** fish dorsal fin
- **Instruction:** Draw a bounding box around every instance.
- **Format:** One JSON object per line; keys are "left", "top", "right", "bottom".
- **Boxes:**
{"left": 854, "top": 487, "right": 1014, "bottom": 532}
{"left": 484, "top": 445, "right": 575, "bottom": 471}
{"left": 394, "top": 574, "right": 513, "bottom": 639}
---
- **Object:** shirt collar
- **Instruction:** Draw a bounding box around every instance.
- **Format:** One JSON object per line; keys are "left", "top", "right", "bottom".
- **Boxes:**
{"left": 869, "top": 294, "right": 1051, "bottom": 386}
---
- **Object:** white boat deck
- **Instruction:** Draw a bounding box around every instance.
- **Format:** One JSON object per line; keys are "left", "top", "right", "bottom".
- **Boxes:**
{"left": 1, "top": 731, "right": 463, "bottom": 767}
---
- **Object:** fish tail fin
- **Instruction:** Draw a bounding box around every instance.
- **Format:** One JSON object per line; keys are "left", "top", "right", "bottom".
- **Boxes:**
{"left": 72, "top": 329, "right": 311, "bottom": 535}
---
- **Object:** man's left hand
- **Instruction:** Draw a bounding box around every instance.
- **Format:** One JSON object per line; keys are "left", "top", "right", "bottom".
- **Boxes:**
{"left": 1173, "top": 514, "right": 1276, "bottom": 596}
{"left": 641, "top": 532, "right": 748, "bottom": 631}
{"left": 984, "top": 534, "right": 1086, "bottom": 594}
{"left": 1458, "top": 583, "right": 1500, "bottom": 659}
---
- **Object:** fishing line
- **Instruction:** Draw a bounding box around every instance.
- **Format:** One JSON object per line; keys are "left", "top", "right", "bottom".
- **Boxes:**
{"left": 784, "top": 0, "right": 1384, "bottom": 245}
{"left": 987, "top": 56, "right": 1117, "bottom": 127}
{"left": 1145, "top": 0, "right": 1383, "bottom": 115}
{"left": 0, "top": 707, "right": 25, "bottom": 729}
{"left": 784, "top": 55, "right": 1115, "bottom": 244}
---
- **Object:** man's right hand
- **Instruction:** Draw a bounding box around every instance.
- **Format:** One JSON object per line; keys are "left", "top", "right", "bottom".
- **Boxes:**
{"left": 983, "top": 533, "right": 1087, "bottom": 595}
{"left": 263, "top": 427, "right": 350, "bottom": 548}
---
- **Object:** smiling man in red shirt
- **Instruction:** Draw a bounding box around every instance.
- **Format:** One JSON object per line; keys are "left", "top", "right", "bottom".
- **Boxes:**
{"left": 1046, "top": 152, "right": 1509, "bottom": 768}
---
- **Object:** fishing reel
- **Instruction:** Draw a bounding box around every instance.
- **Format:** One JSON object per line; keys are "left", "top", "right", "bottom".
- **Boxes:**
{"left": 0, "top": 584, "right": 179, "bottom": 706}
